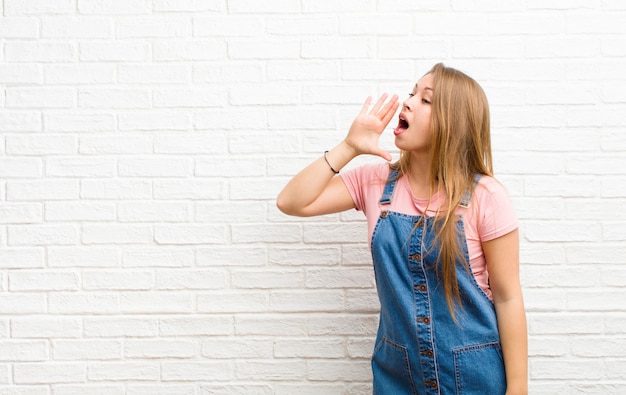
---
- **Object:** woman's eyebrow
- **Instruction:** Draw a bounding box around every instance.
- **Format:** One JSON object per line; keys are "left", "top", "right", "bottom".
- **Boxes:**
{"left": 414, "top": 83, "right": 433, "bottom": 92}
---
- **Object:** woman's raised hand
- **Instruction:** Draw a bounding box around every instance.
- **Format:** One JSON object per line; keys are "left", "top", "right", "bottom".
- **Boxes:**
{"left": 344, "top": 93, "right": 399, "bottom": 162}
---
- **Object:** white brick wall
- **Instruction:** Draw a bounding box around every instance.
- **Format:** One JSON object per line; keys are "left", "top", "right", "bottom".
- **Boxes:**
{"left": 0, "top": 0, "right": 625, "bottom": 393}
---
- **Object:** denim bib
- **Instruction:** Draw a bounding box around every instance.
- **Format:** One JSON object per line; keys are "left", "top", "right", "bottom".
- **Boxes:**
{"left": 370, "top": 169, "right": 506, "bottom": 395}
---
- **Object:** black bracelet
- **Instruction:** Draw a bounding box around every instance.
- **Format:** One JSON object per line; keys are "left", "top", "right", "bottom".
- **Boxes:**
{"left": 323, "top": 150, "right": 339, "bottom": 174}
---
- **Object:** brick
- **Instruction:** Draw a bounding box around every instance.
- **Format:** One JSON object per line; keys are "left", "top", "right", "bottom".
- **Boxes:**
{"left": 155, "top": 269, "right": 228, "bottom": 290}
{"left": 302, "top": 0, "right": 372, "bottom": 13}
{"left": 196, "top": 246, "right": 267, "bottom": 266}
{"left": 270, "top": 290, "right": 344, "bottom": 312}
{"left": 120, "top": 292, "right": 194, "bottom": 314}
{"left": 79, "top": 88, "right": 151, "bottom": 109}
{"left": 6, "top": 88, "right": 75, "bottom": 109}
{"left": 123, "top": 247, "right": 193, "bottom": 268}
{"left": 266, "top": 61, "right": 338, "bottom": 81}
{"left": 274, "top": 337, "right": 344, "bottom": 358}
{"left": 197, "top": 291, "right": 270, "bottom": 313}
{"left": 194, "top": 63, "right": 264, "bottom": 84}
{"left": 44, "top": 112, "right": 115, "bottom": 132}
{"left": 0, "top": 340, "right": 48, "bottom": 362}
{"left": 46, "top": 157, "right": 116, "bottom": 177}
{"left": 4, "top": 42, "right": 75, "bottom": 62}
{"left": 49, "top": 293, "right": 119, "bottom": 314}
{"left": 79, "top": 134, "right": 152, "bottom": 154}
{"left": 306, "top": 360, "right": 371, "bottom": 381}
{"left": 82, "top": 225, "right": 152, "bottom": 244}
{"left": 83, "top": 270, "right": 153, "bottom": 290}
{"left": 308, "top": 314, "right": 378, "bottom": 336}
{"left": 153, "top": 39, "right": 227, "bottom": 61}
{"left": 0, "top": 17, "right": 40, "bottom": 38}
{"left": 228, "top": 133, "right": 298, "bottom": 154}
{"left": 0, "top": 64, "right": 42, "bottom": 84}
{"left": 267, "top": 16, "right": 337, "bottom": 35}
{"left": 48, "top": 246, "right": 121, "bottom": 268}
{"left": 52, "top": 340, "right": 122, "bottom": 360}
{"left": 155, "top": 0, "right": 223, "bottom": 12}
{"left": 8, "top": 225, "right": 79, "bottom": 246}
{"left": 200, "top": 338, "right": 272, "bottom": 359}
{"left": 231, "top": 269, "right": 305, "bottom": 289}
{"left": 128, "top": 385, "right": 195, "bottom": 395}
{"left": 339, "top": 15, "right": 412, "bottom": 35}
{"left": 306, "top": 268, "right": 375, "bottom": 288}
{"left": 159, "top": 316, "right": 233, "bottom": 336}
{"left": 161, "top": 361, "right": 233, "bottom": 381}
{"left": 0, "top": 112, "right": 42, "bottom": 132}
{"left": 9, "top": 270, "right": 80, "bottom": 291}
{"left": 0, "top": 248, "right": 44, "bottom": 269}
{"left": 83, "top": 318, "right": 158, "bottom": 338}
{"left": 13, "top": 363, "right": 86, "bottom": 384}
{"left": 117, "top": 202, "right": 191, "bottom": 222}
{"left": 154, "top": 179, "right": 224, "bottom": 200}
{"left": 11, "top": 317, "right": 82, "bottom": 338}
{"left": 227, "top": 39, "right": 301, "bottom": 60}
{"left": 118, "top": 158, "right": 192, "bottom": 177}
{"left": 80, "top": 179, "right": 152, "bottom": 200}
{"left": 228, "top": 0, "right": 300, "bottom": 13}
{"left": 88, "top": 362, "right": 159, "bottom": 381}
{"left": 41, "top": 17, "right": 113, "bottom": 38}
{"left": 117, "top": 64, "right": 190, "bottom": 84}
{"left": 301, "top": 37, "right": 373, "bottom": 59}
{"left": 6, "top": 135, "right": 75, "bottom": 155}
{"left": 195, "top": 157, "right": 265, "bottom": 177}
{"left": 117, "top": 17, "right": 190, "bottom": 39}
{"left": 78, "top": 0, "right": 152, "bottom": 15}
{"left": 231, "top": 224, "right": 301, "bottom": 243}
{"left": 275, "top": 384, "right": 346, "bottom": 395}
{"left": 80, "top": 41, "right": 150, "bottom": 61}
{"left": 123, "top": 340, "right": 195, "bottom": 359}
{"left": 6, "top": 180, "right": 79, "bottom": 201}
{"left": 119, "top": 110, "right": 192, "bottom": 131}
{"left": 154, "top": 133, "right": 227, "bottom": 153}
{"left": 155, "top": 224, "right": 227, "bottom": 245}
{"left": 0, "top": 203, "right": 42, "bottom": 224}
{"left": 235, "top": 360, "right": 306, "bottom": 380}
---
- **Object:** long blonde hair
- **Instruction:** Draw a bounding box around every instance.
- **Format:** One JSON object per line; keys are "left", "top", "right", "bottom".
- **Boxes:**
{"left": 392, "top": 63, "right": 493, "bottom": 316}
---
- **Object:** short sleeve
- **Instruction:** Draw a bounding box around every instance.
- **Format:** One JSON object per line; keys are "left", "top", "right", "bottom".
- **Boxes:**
{"left": 474, "top": 177, "right": 518, "bottom": 242}
{"left": 340, "top": 162, "right": 389, "bottom": 215}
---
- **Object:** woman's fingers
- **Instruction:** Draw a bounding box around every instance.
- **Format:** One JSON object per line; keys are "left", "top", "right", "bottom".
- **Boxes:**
{"left": 359, "top": 96, "right": 373, "bottom": 115}
{"left": 369, "top": 93, "right": 389, "bottom": 115}
{"left": 381, "top": 96, "right": 400, "bottom": 125}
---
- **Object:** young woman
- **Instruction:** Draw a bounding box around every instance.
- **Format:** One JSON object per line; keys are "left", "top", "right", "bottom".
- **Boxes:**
{"left": 277, "top": 63, "right": 528, "bottom": 395}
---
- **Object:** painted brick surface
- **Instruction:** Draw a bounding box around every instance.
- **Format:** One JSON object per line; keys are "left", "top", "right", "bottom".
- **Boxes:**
{"left": 0, "top": 0, "right": 625, "bottom": 393}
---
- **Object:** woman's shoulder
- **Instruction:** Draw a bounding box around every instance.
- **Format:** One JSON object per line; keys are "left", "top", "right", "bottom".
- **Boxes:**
{"left": 343, "top": 161, "right": 391, "bottom": 183}
{"left": 474, "top": 174, "right": 511, "bottom": 198}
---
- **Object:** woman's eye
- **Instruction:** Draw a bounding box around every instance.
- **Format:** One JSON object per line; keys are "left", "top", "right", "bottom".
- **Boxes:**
{"left": 422, "top": 98, "right": 431, "bottom": 104}
{"left": 408, "top": 93, "right": 415, "bottom": 98}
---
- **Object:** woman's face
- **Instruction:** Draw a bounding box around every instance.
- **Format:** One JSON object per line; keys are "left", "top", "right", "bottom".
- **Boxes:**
{"left": 393, "top": 72, "right": 434, "bottom": 154}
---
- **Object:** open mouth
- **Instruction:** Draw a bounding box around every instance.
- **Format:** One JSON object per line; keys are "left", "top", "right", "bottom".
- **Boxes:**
{"left": 394, "top": 115, "right": 409, "bottom": 135}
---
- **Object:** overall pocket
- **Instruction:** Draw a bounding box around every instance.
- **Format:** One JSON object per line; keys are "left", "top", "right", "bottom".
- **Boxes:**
{"left": 453, "top": 341, "right": 506, "bottom": 395}
{"left": 372, "top": 336, "right": 417, "bottom": 395}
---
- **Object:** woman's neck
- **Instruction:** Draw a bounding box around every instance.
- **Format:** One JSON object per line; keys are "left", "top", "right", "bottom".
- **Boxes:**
{"left": 407, "top": 153, "right": 436, "bottom": 199}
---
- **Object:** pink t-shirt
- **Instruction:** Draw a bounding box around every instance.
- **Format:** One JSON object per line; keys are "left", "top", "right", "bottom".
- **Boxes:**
{"left": 341, "top": 162, "right": 518, "bottom": 300}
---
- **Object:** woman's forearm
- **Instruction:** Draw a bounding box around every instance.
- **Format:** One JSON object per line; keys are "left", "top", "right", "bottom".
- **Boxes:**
{"left": 495, "top": 297, "right": 528, "bottom": 395}
{"left": 276, "top": 140, "right": 357, "bottom": 216}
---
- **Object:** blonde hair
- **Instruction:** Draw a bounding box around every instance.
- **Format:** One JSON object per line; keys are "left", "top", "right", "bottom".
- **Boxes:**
{"left": 392, "top": 63, "right": 493, "bottom": 317}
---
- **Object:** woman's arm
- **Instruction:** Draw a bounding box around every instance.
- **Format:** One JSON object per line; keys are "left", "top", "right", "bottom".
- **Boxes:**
{"left": 276, "top": 94, "right": 399, "bottom": 217}
{"left": 482, "top": 229, "right": 528, "bottom": 395}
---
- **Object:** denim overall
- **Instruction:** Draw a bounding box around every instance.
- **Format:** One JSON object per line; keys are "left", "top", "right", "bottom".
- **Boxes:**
{"left": 371, "top": 170, "right": 506, "bottom": 395}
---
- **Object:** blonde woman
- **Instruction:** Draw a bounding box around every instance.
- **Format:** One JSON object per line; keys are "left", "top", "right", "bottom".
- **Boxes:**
{"left": 277, "top": 63, "right": 527, "bottom": 395}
